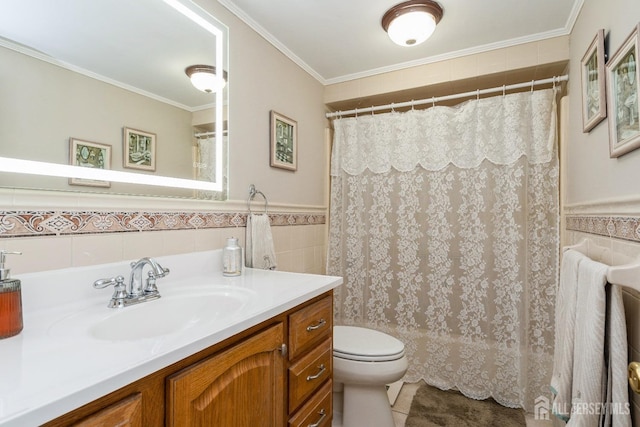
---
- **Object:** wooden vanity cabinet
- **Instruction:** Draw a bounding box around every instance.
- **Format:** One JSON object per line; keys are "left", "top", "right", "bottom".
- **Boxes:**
{"left": 166, "top": 322, "right": 285, "bottom": 426}
{"left": 43, "top": 291, "right": 333, "bottom": 427}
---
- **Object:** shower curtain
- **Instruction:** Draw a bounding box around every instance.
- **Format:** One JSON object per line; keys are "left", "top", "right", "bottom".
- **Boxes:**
{"left": 327, "top": 89, "right": 559, "bottom": 411}
{"left": 195, "top": 135, "right": 226, "bottom": 200}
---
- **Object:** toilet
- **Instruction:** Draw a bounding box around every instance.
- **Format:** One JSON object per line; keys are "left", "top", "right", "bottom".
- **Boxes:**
{"left": 332, "top": 326, "right": 408, "bottom": 427}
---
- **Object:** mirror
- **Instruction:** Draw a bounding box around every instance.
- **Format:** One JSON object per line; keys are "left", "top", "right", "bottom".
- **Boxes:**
{"left": 0, "top": 0, "right": 228, "bottom": 199}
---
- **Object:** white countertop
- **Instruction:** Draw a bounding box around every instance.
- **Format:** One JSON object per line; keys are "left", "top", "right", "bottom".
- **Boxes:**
{"left": 0, "top": 250, "right": 342, "bottom": 426}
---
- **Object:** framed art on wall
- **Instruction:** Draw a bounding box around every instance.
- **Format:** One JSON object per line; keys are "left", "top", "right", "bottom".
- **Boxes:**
{"left": 69, "top": 138, "right": 111, "bottom": 187}
{"left": 581, "top": 29, "right": 607, "bottom": 132}
{"left": 270, "top": 110, "right": 297, "bottom": 171}
{"left": 124, "top": 127, "right": 156, "bottom": 171}
{"left": 606, "top": 24, "right": 640, "bottom": 157}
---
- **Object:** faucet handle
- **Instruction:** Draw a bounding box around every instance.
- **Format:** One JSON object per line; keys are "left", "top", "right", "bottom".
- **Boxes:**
{"left": 93, "top": 275, "right": 125, "bottom": 289}
{"left": 93, "top": 276, "right": 127, "bottom": 308}
{"left": 144, "top": 271, "right": 160, "bottom": 295}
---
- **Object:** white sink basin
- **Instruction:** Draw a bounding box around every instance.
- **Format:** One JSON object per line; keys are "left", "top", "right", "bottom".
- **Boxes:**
{"left": 48, "top": 286, "right": 255, "bottom": 342}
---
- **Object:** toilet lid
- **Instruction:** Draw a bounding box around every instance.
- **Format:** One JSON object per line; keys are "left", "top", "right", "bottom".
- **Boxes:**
{"left": 333, "top": 326, "right": 405, "bottom": 362}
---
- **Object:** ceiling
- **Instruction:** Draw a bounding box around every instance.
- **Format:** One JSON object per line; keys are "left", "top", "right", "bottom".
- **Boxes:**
{"left": 218, "top": 0, "right": 583, "bottom": 85}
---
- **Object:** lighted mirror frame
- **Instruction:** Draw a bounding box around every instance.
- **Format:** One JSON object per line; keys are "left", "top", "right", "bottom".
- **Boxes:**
{"left": 0, "top": 0, "right": 226, "bottom": 193}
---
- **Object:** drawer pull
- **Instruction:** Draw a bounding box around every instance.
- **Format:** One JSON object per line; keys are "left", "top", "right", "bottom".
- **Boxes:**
{"left": 306, "top": 318, "right": 326, "bottom": 332}
{"left": 306, "top": 364, "right": 326, "bottom": 381}
{"left": 308, "top": 409, "right": 326, "bottom": 427}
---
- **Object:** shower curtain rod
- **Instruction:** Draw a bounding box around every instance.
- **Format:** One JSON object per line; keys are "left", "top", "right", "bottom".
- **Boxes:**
{"left": 194, "top": 130, "right": 228, "bottom": 138}
{"left": 325, "top": 74, "right": 568, "bottom": 119}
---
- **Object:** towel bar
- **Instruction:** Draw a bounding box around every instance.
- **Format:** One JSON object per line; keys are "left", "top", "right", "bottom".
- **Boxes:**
{"left": 563, "top": 238, "right": 640, "bottom": 292}
{"left": 247, "top": 184, "right": 268, "bottom": 214}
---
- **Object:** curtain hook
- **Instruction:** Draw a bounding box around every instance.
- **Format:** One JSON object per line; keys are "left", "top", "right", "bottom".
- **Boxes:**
{"left": 411, "top": 100, "right": 415, "bottom": 111}
{"left": 502, "top": 85, "right": 506, "bottom": 97}
{"left": 476, "top": 89, "right": 480, "bottom": 101}
{"left": 432, "top": 96, "right": 436, "bottom": 107}
{"left": 354, "top": 107, "right": 358, "bottom": 118}
{"left": 371, "top": 106, "right": 374, "bottom": 116}
{"left": 391, "top": 102, "right": 395, "bottom": 113}
{"left": 530, "top": 80, "right": 535, "bottom": 93}
{"left": 552, "top": 76, "right": 557, "bottom": 91}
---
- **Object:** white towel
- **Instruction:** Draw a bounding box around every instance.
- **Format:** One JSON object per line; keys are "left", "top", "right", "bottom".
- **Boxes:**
{"left": 551, "top": 249, "right": 583, "bottom": 421}
{"left": 245, "top": 213, "right": 277, "bottom": 270}
{"left": 602, "top": 284, "right": 631, "bottom": 427}
{"left": 567, "top": 256, "right": 608, "bottom": 427}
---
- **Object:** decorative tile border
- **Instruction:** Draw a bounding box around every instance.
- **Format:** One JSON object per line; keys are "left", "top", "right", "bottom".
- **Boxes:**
{"left": 0, "top": 211, "right": 326, "bottom": 238}
{"left": 566, "top": 215, "right": 640, "bottom": 243}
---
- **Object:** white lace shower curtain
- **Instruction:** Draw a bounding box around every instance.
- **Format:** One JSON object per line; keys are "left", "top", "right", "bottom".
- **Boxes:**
{"left": 327, "top": 89, "right": 559, "bottom": 410}
{"left": 195, "top": 135, "right": 226, "bottom": 200}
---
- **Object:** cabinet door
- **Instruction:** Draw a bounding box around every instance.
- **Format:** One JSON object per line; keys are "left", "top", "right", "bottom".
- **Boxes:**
{"left": 72, "top": 393, "right": 142, "bottom": 427}
{"left": 166, "top": 323, "right": 285, "bottom": 427}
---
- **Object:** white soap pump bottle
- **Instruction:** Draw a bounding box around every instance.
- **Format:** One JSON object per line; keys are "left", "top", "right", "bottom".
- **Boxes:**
{"left": 222, "top": 237, "right": 242, "bottom": 276}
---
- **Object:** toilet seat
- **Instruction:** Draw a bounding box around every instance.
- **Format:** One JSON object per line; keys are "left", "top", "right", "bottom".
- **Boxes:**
{"left": 333, "top": 326, "right": 405, "bottom": 362}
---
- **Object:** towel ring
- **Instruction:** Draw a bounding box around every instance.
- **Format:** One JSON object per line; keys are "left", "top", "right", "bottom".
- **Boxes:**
{"left": 247, "top": 184, "right": 268, "bottom": 214}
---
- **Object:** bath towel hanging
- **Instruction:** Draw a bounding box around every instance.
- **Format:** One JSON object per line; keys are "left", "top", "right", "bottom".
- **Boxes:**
{"left": 551, "top": 249, "right": 582, "bottom": 421}
{"left": 554, "top": 240, "right": 634, "bottom": 427}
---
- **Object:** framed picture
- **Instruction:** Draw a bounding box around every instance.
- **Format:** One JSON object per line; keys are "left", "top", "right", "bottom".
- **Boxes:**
{"left": 606, "top": 24, "right": 640, "bottom": 158}
{"left": 270, "top": 110, "right": 297, "bottom": 171}
{"left": 123, "top": 127, "right": 156, "bottom": 171}
{"left": 69, "top": 138, "right": 111, "bottom": 187}
{"left": 581, "top": 29, "right": 606, "bottom": 132}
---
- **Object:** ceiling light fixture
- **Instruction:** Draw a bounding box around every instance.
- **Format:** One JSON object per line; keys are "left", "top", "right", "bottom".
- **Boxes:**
{"left": 185, "top": 65, "right": 227, "bottom": 93}
{"left": 382, "top": 0, "right": 443, "bottom": 47}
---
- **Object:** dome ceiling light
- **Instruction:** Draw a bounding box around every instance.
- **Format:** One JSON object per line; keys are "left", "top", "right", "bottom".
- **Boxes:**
{"left": 382, "top": 0, "right": 444, "bottom": 47}
{"left": 185, "top": 65, "right": 227, "bottom": 93}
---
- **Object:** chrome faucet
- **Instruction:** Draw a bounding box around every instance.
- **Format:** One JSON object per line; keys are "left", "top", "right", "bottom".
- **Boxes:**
{"left": 128, "top": 257, "right": 170, "bottom": 298}
{"left": 93, "top": 257, "right": 170, "bottom": 308}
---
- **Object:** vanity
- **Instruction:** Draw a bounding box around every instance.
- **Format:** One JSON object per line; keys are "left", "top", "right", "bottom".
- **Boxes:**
{"left": 0, "top": 250, "right": 341, "bottom": 426}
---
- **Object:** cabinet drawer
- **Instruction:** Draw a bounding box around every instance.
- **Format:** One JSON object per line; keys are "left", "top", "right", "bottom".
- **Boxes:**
{"left": 289, "top": 296, "right": 332, "bottom": 360}
{"left": 288, "top": 337, "right": 332, "bottom": 413}
{"left": 288, "top": 380, "right": 332, "bottom": 427}
{"left": 73, "top": 393, "right": 142, "bottom": 427}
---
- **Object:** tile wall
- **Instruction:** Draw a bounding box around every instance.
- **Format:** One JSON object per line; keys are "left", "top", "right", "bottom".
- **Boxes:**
{"left": 0, "top": 207, "right": 327, "bottom": 276}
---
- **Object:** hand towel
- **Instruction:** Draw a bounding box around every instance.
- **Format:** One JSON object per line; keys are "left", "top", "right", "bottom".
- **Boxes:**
{"left": 245, "top": 213, "right": 277, "bottom": 270}
{"left": 551, "top": 249, "right": 583, "bottom": 421}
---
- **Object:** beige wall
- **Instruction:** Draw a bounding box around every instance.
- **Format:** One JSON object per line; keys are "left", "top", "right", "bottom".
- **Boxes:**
{"left": 324, "top": 36, "right": 569, "bottom": 105}
{"left": 196, "top": 0, "right": 328, "bottom": 206}
{"left": 564, "top": 1, "right": 640, "bottom": 205}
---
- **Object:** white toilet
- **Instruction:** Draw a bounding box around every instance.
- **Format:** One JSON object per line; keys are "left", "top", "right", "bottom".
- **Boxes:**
{"left": 332, "top": 326, "right": 408, "bottom": 427}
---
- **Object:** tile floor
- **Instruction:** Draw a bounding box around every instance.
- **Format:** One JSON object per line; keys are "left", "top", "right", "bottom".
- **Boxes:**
{"left": 390, "top": 382, "right": 555, "bottom": 427}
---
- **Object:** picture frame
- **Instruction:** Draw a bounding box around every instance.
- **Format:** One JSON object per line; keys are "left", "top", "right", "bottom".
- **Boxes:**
{"left": 123, "top": 127, "right": 156, "bottom": 171}
{"left": 581, "top": 29, "right": 607, "bottom": 132}
{"left": 69, "top": 138, "right": 111, "bottom": 187}
{"left": 270, "top": 110, "right": 297, "bottom": 171}
{"left": 606, "top": 24, "right": 640, "bottom": 158}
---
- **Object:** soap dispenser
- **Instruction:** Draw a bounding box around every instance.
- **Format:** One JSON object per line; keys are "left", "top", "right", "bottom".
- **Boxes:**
{"left": 222, "top": 237, "right": 242, "bottom": 276}
{"left": 0, "top": 250, "right": 23, "bottom": 339}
